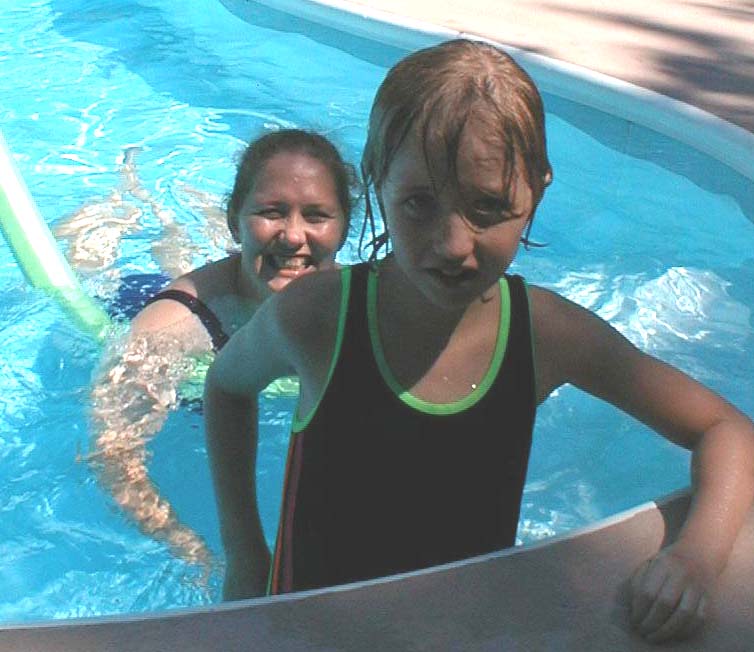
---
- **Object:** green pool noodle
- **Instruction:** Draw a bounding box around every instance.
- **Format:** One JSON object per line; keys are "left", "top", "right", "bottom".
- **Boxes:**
{"left": 0, "top": 130, "right": 112, "bottom": 340}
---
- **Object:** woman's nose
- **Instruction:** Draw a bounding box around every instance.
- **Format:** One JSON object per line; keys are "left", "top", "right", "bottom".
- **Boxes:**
{"left": 279, "top": 213, "right": 307, "bottom": 248}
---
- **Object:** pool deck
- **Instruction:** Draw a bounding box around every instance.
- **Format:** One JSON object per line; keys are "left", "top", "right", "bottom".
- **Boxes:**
{"left": 348, "top": 0, "right": 754, "bottom": 134}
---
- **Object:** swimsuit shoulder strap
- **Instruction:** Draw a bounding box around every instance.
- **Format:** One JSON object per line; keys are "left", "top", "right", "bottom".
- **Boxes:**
{"left": 145, "top": 289, "right": 229, "bottom": 351}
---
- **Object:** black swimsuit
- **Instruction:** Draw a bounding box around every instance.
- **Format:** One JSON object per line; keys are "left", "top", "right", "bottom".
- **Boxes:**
{"left": 268, "top": 262, "right": 536, "bottom": 595}
{"left": 145, "top": 289, "right": 229, "bottom": 351}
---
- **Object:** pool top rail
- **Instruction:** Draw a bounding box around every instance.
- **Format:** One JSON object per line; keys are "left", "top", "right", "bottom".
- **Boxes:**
{"left": 2, "top": 490, "right": 753, "bottom": 651}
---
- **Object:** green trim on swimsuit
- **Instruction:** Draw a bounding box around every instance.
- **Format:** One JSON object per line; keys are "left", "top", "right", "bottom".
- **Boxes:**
{"left": 367, "top": 268, "right": 511, "bottom": 416}
{"left": 176, "top": 352, "right": 214, "bottom": 402}
{"left": 177, "top": 353, "right": 300, "bottom": 402}
{"left": 291, "top": 267, "right": 352, "bottom": 432}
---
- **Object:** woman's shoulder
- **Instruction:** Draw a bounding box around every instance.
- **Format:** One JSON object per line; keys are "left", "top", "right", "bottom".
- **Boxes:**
{"left": 173, "top": 255, "right": 238, "bottom": 297}
{"left": 129, "top": 258, "right": 236, "bottom": 335}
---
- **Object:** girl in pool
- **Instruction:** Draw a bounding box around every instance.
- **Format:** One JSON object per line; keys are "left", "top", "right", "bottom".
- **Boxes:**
{"left": 205, "top": 40, "right": 754, "bottom": 643}
{"left": 89, "top": 129, "right": 357, "bottom": 569}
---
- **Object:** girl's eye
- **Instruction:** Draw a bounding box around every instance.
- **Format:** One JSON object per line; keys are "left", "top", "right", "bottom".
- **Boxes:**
{"left": 403, "top": 193, "right": 436, "bottom": 218}
{"left": 469, "top": 197, "right": 515, "bottom": 226}
{"left": 473, "top": 198, "right": 503, "bottom": 213}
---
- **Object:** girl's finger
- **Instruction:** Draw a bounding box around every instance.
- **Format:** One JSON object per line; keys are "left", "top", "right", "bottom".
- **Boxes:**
{"left": 636, "top": 570, "right": 686, "bottom": 637}
{"left": 645, "top": 587, "right": 705, "bottom": 644}
{"left": 631, "top": 558, "right": 675, "bottom": 626}
{"left": 629, "top": 560, "right": 653, "bottom": 624}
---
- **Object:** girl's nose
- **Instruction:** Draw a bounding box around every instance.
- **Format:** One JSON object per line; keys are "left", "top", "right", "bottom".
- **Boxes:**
{"left": 435, "top": 211, "right": 474, "bottom": 261}
{"left": 279, "top": 213, "right": 307, "bottom": 248}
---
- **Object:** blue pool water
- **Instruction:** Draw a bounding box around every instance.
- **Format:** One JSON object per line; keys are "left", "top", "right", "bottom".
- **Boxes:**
{"left": 2, "top": 0, "right": 753, "bottom": 624}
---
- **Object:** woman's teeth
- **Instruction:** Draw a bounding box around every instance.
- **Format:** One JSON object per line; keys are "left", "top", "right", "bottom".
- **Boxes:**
{"left": 272, "top": 255, "right": 311, "bottom": 271}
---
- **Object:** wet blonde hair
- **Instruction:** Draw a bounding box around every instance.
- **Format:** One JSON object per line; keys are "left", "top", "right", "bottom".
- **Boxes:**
{"left": 360, "top": 39, "right": 552, "bottom": 257}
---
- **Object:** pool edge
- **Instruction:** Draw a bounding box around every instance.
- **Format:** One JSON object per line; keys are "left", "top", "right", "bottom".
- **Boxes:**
{"left": 219, "top": 0, "right": 754, "bottom": 181}
{"left": 3, "top": 488, "right": 754, "bottom": 651}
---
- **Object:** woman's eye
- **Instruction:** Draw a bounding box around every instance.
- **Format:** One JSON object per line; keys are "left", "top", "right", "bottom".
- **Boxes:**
{"left": 255, "top": 207, "right": 283, "bottom": 219}
{"left": 303, "top": 211, "right": 333, "bottom": 224}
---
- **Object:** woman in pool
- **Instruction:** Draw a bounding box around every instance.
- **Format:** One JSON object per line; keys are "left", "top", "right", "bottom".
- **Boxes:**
{"left": 89, "top": 129, "right": 357, "bottom": 569}
{"left": 205, "top": 40, "right": 754, "bottom": 643}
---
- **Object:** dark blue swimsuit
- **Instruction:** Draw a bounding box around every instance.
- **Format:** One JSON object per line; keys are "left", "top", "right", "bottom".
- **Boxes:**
{"left": 144, "top": 289, "right": 229, "bottom": 351}
{"left": 112, "top": 272, "right": 229, "bottom": 351}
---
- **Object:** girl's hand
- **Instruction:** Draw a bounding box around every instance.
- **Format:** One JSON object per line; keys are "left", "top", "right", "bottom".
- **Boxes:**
{"left": 629, "top": 545, "right": 712, "bottom": 644}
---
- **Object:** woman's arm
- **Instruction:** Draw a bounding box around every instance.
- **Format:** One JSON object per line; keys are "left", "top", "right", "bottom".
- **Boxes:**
{"left": 530, "top": 285, "right": 754, "bottom": 643}
{"left": 89, "top": 299, "right": 215, "bottom": 570}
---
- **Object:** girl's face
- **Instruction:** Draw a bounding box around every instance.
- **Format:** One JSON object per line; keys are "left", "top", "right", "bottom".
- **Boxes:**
{"left": 235, "top": 151, "right": 346, "bottom": 294}
{"left": 379, "top": 121, "right": 535, "bottom": 309}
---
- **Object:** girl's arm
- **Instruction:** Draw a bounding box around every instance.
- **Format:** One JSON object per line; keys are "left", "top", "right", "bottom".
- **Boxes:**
{"left": 204, "top": 295, "right": 295, "bottom": 600}
{"left": 204, "top": 270, "right": 343, "bottom": 600}
{"left": 203, "top": 383, "right": 269, "bottom": 599}
{"left": 530, "top": 285, "right": 754, "bottom": 644}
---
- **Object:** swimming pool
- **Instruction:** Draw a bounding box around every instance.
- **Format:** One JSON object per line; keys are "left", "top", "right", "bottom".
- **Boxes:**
{"left": 1, "top": 0, "right": 753, "bottom": 625}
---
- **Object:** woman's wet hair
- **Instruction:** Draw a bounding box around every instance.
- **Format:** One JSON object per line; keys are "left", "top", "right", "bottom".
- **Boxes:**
{"left": 360, "top": 38, "right": 553, "bottom": 258}
{"left": 227, "top": 129, "right": 359, "bottom": 247}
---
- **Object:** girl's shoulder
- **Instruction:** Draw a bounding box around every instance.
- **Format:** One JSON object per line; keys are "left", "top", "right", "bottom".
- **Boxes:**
{"left": 262, "top": 266, "right": 347, "bottom": 382}
{"left": 525, "top": 283, "right": 576, "bottom": 325}
{"left": 525, "top": 283, "right": 643, "bottom": 401}
{"left": 526, "top": 283, "right": 629, "bottom": 345}
{"left": 272, "top": 266, "right": 346, "bottom": 338}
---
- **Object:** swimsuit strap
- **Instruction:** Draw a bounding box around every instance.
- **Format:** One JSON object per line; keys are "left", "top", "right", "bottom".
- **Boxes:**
{"left": 145, "top": 289, "right": 229, "bottom": 351}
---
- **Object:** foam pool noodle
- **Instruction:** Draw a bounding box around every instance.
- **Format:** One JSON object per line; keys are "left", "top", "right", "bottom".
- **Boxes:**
{"left": 0, "top": 130, "right": 112, "bottom": 341}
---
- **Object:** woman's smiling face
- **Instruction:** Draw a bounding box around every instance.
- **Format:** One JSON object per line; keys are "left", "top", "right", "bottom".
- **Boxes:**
{"left": 235, "top": 150, "right": 346, "bottom": 294}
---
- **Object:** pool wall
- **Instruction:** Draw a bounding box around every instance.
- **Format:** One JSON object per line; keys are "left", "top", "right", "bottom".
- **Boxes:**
{"left": 3, "top": 490, "right": 754, "bottom": 651}
{"left": 220, "top": 0, "right": 754, "bottom": 180}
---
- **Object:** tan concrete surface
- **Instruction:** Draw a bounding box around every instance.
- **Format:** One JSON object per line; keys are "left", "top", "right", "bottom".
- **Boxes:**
{"left": 345, "top": 0, "right": 754, "bottom": 133}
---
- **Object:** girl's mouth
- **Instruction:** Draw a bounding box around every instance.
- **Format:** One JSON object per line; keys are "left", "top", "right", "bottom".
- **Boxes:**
{"left": 427, "top": 267, "right": 477, "bottom": 286}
